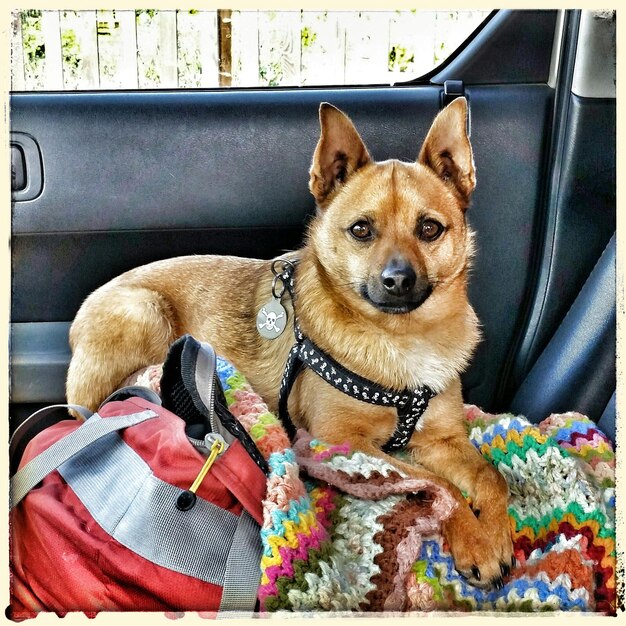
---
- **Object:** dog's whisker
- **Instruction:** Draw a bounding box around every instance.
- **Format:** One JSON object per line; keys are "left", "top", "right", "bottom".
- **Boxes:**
{"left": 328, "top": 281, "right": 363, "bottom": 292}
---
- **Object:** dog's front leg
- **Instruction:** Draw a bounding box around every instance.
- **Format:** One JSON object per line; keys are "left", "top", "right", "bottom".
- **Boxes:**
{"left": 308, "top": 408, "right": 505, "bottom": 589}
{"left": 407, "top": 379, "right": 513, "bottom": 589}
{"left": 295, "top": 373, "right": 512, "bottom": 588}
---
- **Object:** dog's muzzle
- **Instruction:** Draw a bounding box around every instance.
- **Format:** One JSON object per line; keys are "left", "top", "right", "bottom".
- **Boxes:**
{"left": 362, "top": 258, "right": 432, "bottom": 314}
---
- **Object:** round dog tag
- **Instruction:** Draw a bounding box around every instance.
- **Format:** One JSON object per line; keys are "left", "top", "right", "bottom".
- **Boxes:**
{"left": 256, "top": 298, "right": 287, "bottom": 339}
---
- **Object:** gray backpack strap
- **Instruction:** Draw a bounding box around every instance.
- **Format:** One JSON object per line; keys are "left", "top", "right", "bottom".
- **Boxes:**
{"left": 10, "top": 409, "right": 158, "bottom": 508}
{"left": 217, "top": 509, "right": 263, "bottom": 616}
{"left": 9, "top": 404, "right": 93, "bottom": 476}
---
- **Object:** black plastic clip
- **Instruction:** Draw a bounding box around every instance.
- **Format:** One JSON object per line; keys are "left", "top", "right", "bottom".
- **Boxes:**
{"left": 440, "top": 80, "right": 470, "bottom": 137}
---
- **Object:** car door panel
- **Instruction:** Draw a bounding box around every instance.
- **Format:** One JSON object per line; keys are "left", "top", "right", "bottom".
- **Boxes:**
{"left": 11, "top": 83, "right": 554, "bottom": 410}
{"left": 10, "top": 9, "right": 615, "bottom": 441}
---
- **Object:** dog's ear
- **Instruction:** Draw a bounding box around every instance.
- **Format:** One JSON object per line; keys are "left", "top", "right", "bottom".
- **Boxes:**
{"left": 309, "top": 103, "right": 371, "bottom": 208}
{"left": 418, "top": 97, "right": 475, "bottom": 206}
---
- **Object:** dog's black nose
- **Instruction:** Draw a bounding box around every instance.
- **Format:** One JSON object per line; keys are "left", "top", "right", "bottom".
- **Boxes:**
{"left": 381, "top": 259, "right": 417, "bottom": 296}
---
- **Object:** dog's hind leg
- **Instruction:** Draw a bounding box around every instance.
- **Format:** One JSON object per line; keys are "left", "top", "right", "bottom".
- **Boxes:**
{"left": 66, "top": 285, "right": 178, "bottom": 413}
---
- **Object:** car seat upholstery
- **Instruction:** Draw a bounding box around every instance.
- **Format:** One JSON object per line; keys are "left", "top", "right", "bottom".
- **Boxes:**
{"left": 510, "top": 232, "right": 616, "bottom": 441}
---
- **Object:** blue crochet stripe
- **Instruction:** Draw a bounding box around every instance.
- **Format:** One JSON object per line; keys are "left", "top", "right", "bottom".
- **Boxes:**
{"left": 471, "top": 415, "right": 607, "bottom": 450}
{"left": 551, "top": 420, "right": 604, "bottom": 443}
{"left": 268, "top": 449, "right": 296, "bottom": 477}
{"left": 417, "top": 540, "right": 588, "bottom": 611}
{"left": 469, "top": 418, "right": 530, "bottom": 446}
{"left": 420, "top": 540, "right": 487, "bottom": 603}
{"left": 260, "top": 494, "right": 315, "bottom": 556}
{"left": 503, "top": 578, "right": 588, "bottom": 610}
{"left": 265, "top": 494, "right": 312, "bottom": 533}
{"left": 470, "top": 419, "right": 583, "bottom": 468}
{"left": 216, "top": 357, "right": 238, "bottom": 389}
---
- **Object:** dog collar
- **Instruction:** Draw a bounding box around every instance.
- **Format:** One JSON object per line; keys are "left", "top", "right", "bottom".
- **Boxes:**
{"left": 272, "top": 260, "right": 435, "bottom": 452}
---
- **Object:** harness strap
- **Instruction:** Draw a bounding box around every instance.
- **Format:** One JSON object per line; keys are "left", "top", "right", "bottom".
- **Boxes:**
{"left": 277, "top": 341, "right": 303, "bottom": 441}
{"left": 278, "top": 326, "right": 434, "bottom": 452}
{"left": 274, "top": 258, "right": 435, "bottom": 452}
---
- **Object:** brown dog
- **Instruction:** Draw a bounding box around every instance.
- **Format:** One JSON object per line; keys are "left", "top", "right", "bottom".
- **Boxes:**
{"left": 66, "top": 98, "right": 513, "bottom": 589}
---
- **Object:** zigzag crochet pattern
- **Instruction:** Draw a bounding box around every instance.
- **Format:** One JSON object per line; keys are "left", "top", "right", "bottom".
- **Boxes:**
{"left": 216, "top": 358, "right": 616, "bottom": 615}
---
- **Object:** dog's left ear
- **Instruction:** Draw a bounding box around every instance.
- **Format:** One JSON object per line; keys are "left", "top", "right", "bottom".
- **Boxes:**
{"left": 309, "top": 103, "right": 371, "bottom": 209}
{"left": 418, "top": 97, "right": 475, "bottom": 206}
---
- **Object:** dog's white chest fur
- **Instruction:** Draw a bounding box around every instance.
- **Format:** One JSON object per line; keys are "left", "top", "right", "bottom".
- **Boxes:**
{"left": 384, "top": 338, "right": 464, "bottom": 393}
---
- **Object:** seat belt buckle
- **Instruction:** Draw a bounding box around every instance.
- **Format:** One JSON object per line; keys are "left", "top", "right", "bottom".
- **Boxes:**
{"left": 440, "top": 79, "right": 470, "bottom": 137}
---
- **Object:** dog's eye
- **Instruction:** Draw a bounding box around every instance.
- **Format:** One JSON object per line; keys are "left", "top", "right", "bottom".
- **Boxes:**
{"left": 419, "top": 219, "right": 444, "bottom": 242}
{"left": 349, "top": 221, "right": 373, "bottom": 241}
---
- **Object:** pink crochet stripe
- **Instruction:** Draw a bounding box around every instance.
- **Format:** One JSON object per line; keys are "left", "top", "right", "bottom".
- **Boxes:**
{"left": 261, "top": 523, "right": 328, "bottom": 596}
{"left": 384, "top": 518, "right": 442, "bottom": 611}
{"left": 275, "top": 524, "right": 327, "bottom": 577}
{"left": 261, "top": 488, "right": 334, "bottom": 598}
{"left": 312, "top": 442, "right": 352, "bottom": 461}
{"left": 229, "top": 389, "right": 270, "bottom": 419}
{"left": 311, "top": 485, "right": 337, "bottom": 529}
{"left": 406, "top": 580, "right": 437, "bottom": 611}
{"left": 264, "top": 470, "right": 307, "bottom": 513}
{"left": 256, "top": 584, "right": 275, "bottom": 604}
{"left": 464, "top": 405, "right": 487, "bottom": 422}
{"left": 586, "top": 459, "right": 615, "bottom": 477}
{"left": 231, "top": 388, "right": 267, "bottom": 408}
{"left": 254, "top": 429, "right": 292, "bottom": 460}
{"left": 227, "top": 386, "right": 294, "bottom": 459}
{"left": 566, "top": 432, "right": 611, "bottom": 450}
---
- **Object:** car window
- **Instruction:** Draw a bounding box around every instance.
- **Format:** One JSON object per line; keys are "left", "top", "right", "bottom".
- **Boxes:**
{"left": 11, "top": 9, "right": 492, "bottom": 91}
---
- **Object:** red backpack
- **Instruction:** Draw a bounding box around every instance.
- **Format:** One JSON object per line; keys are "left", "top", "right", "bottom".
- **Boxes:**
{"left": 9, "top": 336, "right": 267, "bottom": 619}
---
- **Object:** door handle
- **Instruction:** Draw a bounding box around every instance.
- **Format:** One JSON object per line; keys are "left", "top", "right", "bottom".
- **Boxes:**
{"left": 11, "top": 132, "right": 43, "bottom": 202}
{"left": 11, "top": 144, "right": 26, "bottom": 192}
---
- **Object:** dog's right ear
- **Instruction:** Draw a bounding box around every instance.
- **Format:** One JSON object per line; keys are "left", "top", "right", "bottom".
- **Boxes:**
{"left": 309, "top": 103, "right": 371, "bottom": 208}
{"left": 418, "top": 97, "right": 475, "bottom": 206}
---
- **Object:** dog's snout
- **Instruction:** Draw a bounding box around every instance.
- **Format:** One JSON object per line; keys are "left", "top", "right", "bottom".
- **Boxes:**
{"left": 381, "top": 259, "right": 417, "bottom": 296}
{"left": 363, "top": 257, "right": 432, "bottom": 313}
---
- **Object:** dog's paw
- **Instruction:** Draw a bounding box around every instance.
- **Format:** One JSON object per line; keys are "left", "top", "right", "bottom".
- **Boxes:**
{"left": 443, "top": 505, "right": 513, "bottom": 590}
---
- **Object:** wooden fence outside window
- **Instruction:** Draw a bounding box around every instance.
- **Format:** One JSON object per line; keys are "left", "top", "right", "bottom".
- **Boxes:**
{"left": 11, "top": 9, "right": 490, "bottom": 91}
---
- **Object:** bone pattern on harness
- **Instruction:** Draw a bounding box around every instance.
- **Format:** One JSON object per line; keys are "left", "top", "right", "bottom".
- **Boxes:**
{"left": 272, "top": 260, "right": 435, "bottom": 452}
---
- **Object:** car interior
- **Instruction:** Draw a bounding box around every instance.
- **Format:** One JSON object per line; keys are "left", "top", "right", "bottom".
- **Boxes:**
{"left": 10, "top": 9, "right": 616, "bottom": 444}
{"left": 7, "top": 7, "right": 619, "bottom": 617}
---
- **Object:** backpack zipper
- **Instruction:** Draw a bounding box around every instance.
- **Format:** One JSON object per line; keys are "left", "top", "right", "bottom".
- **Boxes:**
{"left": 176, "top": 433, "right": 228, "bottom": 511}
{"left": 189, "top": 433, "right": 226, "bottom": 491}
{"left": 198, "top": 341, "right": 219, "bottom": 433}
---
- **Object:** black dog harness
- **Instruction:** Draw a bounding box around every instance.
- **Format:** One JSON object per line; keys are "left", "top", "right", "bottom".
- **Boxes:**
{"left": 273, "top": 260, "right": 435, "bottom": 452}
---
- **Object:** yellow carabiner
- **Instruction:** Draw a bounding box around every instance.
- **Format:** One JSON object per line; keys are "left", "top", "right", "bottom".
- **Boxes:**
{"left": 189, "top": 437, "right": 225, "bottom": 494}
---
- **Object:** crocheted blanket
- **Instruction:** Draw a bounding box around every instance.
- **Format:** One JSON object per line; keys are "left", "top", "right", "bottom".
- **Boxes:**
{"left": 216, "top": 359, "right": 616, "bottom": 615}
